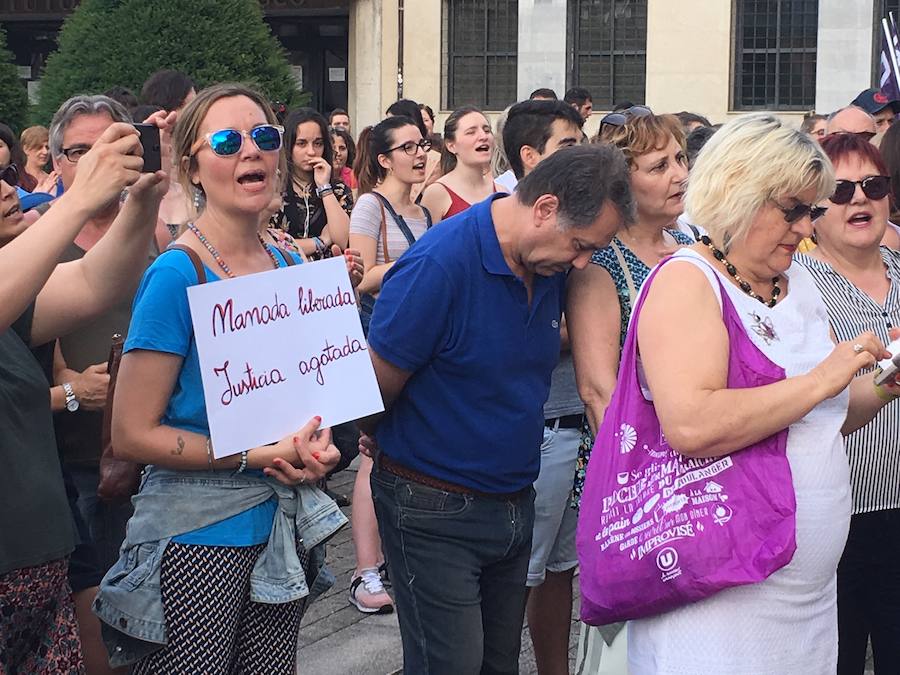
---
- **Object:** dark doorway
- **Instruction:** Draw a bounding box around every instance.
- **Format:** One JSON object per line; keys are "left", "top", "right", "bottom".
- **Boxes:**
{"left": 266, "top": 15, "right": 349, "bottom": 115}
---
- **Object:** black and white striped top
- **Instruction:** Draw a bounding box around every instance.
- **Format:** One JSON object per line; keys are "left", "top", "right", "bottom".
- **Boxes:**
{"left": 795, "top": 248, "right": 900, "bottom": 515}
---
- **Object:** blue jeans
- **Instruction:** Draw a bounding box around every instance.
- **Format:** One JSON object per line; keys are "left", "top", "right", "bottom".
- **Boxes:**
{"left": 371, "top": 466, "right": 535, "bottom": 675}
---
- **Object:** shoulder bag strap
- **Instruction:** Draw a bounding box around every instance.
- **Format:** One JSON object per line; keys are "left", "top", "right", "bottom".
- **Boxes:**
{"left": 372, "top": 191, "right": 417, "bottom": 247}
{"left": 420, "top": 204, "right": 433, "bottom": 229}
{"left": 272, "top": 245, "right": 297, "bottom": 267}
{"left": 377, "top": 197, "right": 391, "bottom": 264}
{"left": 611, "top": 239, "right": 638, "bottom": 305}
{"left": 168, "top": 244, "right": 207, "bottom": 284}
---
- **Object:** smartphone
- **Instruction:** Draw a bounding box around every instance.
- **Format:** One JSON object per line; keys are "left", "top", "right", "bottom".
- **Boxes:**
{"left": 133, "top": 123, "right": 161, "bottom": 173}
{"left": 874, "top": 336, "right": 900, "bottom": 386}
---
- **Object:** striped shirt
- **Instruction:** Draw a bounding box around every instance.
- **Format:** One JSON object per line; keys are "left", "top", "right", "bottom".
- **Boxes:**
{"left": 795, "top": 248, "right": 900, "bottom": 514}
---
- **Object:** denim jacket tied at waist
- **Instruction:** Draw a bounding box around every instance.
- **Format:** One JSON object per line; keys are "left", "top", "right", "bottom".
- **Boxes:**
{"left": 93, "top": 466, "right": 347, "bottom": 667}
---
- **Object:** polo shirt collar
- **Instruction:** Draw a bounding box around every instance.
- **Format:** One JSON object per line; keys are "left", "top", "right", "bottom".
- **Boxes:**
{"left": 476, "top": 192, "right": 515, "bottom": 276}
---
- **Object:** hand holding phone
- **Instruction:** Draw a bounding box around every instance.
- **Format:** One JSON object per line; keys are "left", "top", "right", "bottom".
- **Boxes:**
{"left": 874, "top": 336, "right": 900, "bottom": 386}
{"left": 133, "top": 123, "right": 161, "bottom": 173}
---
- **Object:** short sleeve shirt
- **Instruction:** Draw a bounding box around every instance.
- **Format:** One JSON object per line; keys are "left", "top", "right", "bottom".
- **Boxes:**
{"left": 350, "top": 193, "right": 430, "bottom": 265}
{"left": 125, "top": 247, "right": 302, "bottom": 546}
{"left": 367, "top": 194, "right": 566, "bottom": 493}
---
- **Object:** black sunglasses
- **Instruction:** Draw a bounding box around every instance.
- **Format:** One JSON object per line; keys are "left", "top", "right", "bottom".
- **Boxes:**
{"left": 771, "top": 198, "right": 827, "bottom": 224}
{"left": 0, "top": 164, "right": 18, "bottom": 187}
{"left": 830, "top": 175, "right": 891, "bottom": 205}
{"left": 599, "top": 106, "right": 653, "bottom": 133}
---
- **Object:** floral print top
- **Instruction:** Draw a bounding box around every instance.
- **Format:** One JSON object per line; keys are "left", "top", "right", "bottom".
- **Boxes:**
{"left": 572, "top": 229, "right": 695, "bottom": 509}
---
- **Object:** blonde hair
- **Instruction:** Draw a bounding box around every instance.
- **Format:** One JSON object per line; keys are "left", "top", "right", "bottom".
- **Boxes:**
{"left": 20, "top": 125, "right": 49, "bottom": 150}
{"left": 685, "top": 113, "right": 834, "bottom": 251}
{"left": 594, "top": 114, "right": 685, "bottom": 167}
{"left": 172, "top": 83, "right": 286, "bottom": 219}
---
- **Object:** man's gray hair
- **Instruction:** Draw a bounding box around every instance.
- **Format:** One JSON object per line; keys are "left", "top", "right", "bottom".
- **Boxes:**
{"left": 516, "top": 144, "right": 636, "bottom": 229}
{"left": 49, "top": 95, "right": 131, "bottom": 158}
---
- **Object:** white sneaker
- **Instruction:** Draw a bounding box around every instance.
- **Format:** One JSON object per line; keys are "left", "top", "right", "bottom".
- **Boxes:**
{"left": 349, "top": 568, "right": 395, "bottom": 614}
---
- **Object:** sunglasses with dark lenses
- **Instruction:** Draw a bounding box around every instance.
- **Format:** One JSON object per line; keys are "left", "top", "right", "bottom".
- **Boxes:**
{"left": 599, "top": 106, "right": 653, "bottom": 132}
{"left": 191, "top": 124, "right": 284, "bottom": 157}
{"left": 830, "top": 175, "right": 891, "bottom": 205}
{"left": 0, "top": 164, "right": 18, "bottom": 187}
{"left": 771, "top": 199, "right": 827, "bottom": 224}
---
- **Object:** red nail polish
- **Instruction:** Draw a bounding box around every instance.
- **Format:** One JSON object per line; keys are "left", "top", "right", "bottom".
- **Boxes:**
{"left": 314, "top": 416, "right": 322, "bottom": 422}
{"left": 293, "top": 436, "right": 299, "bottom": 443}
{"left": 312, "top": 452, "right": 320, "bottom": 460}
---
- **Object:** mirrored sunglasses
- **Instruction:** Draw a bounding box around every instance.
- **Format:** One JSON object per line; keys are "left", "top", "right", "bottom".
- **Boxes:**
{"left": 830, "top": 175, "right": 891, "bottom": 205}
{"left": 191, "top": 124, "right": 284, "bottom": 157}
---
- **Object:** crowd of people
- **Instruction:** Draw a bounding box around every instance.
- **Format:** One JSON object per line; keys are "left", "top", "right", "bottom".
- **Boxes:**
{"left": 3, "top": 67, "right": 900, "bottom": 675}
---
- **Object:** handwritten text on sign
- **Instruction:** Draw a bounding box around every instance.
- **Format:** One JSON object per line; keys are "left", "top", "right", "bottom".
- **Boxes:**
{"left": 187, "top": 256, "right": 383, "bottom": 458}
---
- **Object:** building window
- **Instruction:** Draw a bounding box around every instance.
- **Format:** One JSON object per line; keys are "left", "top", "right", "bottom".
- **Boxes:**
{"left": 566, "top": 0, "right": 647, "bottom": 109}
{"left": 732, "top": 0, "right": 818, "bottom": 110}
{"left": 443, "top": 0, "right": 518, "bottom": 110}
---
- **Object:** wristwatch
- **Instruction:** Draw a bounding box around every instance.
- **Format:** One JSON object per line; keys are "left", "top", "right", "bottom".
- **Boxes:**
{"left": 63, "top": 382, "right": 80, "bottom": 412}
{"left": 315, "top": 183, "right": 333, "bottom": 198}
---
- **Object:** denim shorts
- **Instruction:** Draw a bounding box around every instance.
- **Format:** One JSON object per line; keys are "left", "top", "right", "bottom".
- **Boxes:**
{"left": 527, "top": 424, "right": 580, "bottom": 587}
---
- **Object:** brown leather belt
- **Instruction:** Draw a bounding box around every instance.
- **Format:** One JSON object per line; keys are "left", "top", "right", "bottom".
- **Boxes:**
{"left": 378, "top": 453, "right": 529, "bottom": 501}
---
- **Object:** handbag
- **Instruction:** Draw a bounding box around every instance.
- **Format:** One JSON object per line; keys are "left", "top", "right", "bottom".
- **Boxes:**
{"left": 96, "top": 332, "right": 142, "bottom": 502}
{"left": 577, "top": 256, "right": 797, "bottom": 625}
{"left": 358, "top": 192, "right": 432, "bottom": 335}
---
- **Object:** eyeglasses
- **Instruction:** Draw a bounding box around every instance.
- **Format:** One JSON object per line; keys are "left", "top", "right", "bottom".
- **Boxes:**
{"left": 385, "top": 138, "right": 432, "bottom": 156}
{"left": 61, "top": 145, "right": 91, "bottom": 163}
{"left": 830, "top": 175, "right": 891, "bottom": 204}
{"left": 770, "top": 198, "right": 827, "bottom": 224}
{"left": 599, "top": 106, "right": 653, "bottom": 133}
{"left": 190, "top": 124, "right": 284, "bottom": 157}
{"left": 0, "top": 164, "right": 18, "bottom": 187}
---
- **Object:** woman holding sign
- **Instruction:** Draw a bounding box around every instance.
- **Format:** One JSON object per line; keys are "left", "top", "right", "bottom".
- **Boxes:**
{"left": 98, "top": 84, "right": 344, "bottom": 674}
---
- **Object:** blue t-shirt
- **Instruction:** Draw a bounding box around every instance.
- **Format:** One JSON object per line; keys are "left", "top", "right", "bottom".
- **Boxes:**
{"left": 125, "top": 245, "right": 302, "bottom": 546}
{"left": 368, "top": 193, "right": 565, "bottom": 493}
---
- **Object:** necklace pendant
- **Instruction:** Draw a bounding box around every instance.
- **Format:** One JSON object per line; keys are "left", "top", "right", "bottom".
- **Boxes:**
{"left": 749, "top": 311, "right": 778, "bottom": 344}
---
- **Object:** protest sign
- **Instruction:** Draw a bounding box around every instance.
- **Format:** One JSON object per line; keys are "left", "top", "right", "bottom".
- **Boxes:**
{"left": 187, "top": 256, "right": 383, "bottom": 458}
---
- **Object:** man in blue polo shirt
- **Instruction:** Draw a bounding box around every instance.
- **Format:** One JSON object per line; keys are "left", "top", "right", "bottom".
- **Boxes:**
{"left": 360, "top": 144, "right": 634, "bottom": 675}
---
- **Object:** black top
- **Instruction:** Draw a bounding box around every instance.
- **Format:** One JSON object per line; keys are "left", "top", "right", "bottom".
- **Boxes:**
{"left": 0, "top": 305, "right": 75, "bottom": 574}
{"left": 270, "top": 179, "right": 354, "bottom": 240}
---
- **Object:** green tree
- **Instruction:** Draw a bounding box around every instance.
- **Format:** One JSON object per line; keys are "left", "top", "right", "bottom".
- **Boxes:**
{"left": 0, "top": 24, "right": 29, "bottom": 134}
{"left": 36, "top": 0, "right": 306, "bottom": 123}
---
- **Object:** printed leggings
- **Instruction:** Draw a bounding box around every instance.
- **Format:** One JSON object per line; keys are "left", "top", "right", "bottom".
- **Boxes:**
{"left": 132, "top": 542, "right": 307, "bottom": 675}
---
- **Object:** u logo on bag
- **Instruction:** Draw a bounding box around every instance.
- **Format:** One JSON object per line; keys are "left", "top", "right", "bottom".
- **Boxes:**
{"left": 656, "top": 547, "right": 678, "bottom": 573}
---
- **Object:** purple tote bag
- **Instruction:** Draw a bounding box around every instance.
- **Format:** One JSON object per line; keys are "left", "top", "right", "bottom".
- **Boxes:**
{"left": 577, "top": 257, "right": 797, "bottom": 626}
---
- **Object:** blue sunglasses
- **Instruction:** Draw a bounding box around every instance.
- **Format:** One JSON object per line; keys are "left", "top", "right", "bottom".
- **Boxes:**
{"left": 191, "top": 124, "right": 284, "bottom": 157}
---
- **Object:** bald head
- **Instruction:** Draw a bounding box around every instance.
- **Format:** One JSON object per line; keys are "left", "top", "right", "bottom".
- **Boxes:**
{"left": 826, "top": 106, "right": 876, "bottom": 136}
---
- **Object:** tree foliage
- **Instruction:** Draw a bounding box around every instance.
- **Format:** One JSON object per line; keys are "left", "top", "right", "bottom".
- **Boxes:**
{"left": 0, "top": 24, "right": 29, "bottom": 134}
{"left": 36, "top": 0, "right": 305, "bottom": 123}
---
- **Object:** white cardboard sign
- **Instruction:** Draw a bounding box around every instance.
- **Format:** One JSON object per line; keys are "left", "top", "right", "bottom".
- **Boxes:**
{"left": 187, "top": 256, "right": 383, "bottom": 458}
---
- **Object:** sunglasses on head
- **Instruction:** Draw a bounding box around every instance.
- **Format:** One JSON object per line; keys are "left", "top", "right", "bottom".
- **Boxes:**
{"left": 771, "top": 198, "right": 827, "bottom": 224}
{"left": 830, "top": 175, "right": 891, "bottom": 205}
{"left": 599, "top": 106, "right": 653, "bottom": 132}
{"left": 190, "top": 124, "right": 284, "bottom": 157}
{"left": 0, "top": 164, "right": 18, "bottom": 187}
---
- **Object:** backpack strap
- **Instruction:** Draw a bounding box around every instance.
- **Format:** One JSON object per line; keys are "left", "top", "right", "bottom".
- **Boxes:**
{"left": 168, "top": 244, "right": 207, "bottom": 284}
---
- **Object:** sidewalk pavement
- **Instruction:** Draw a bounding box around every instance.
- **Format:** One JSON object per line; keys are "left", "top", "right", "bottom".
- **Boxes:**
{"left": 297, "top": 458, "right": 873, "bottom": 675}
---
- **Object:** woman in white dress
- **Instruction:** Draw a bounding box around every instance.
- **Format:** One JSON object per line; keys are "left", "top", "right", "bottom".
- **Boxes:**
{"left": 625, "top": 113, "right": 900, "bottom": 674}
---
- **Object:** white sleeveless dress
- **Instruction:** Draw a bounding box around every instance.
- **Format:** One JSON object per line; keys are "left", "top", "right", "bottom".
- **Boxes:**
{"left": 627, "top": 249, "right": 851, "bottom": 675}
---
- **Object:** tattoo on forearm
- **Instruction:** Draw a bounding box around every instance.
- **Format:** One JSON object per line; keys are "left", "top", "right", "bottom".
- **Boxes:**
{"left": 172, "top": 435, "right": 185, "bottom": 456}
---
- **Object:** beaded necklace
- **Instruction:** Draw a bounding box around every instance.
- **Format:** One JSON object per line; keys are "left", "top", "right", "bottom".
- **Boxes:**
{"left": 187, "top": 222, "right": 280, "bottom": 279}
{"left": 700, "top": 235, "right": 781, "bottom": 308}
